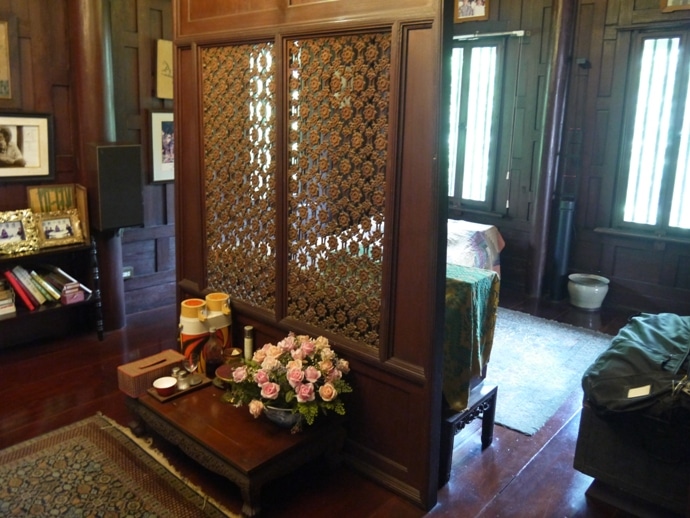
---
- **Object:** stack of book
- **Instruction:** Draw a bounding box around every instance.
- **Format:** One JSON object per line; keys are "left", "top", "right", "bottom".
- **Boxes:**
{"left": 0, "top": 279, "right": 16, "bottom": 317}
{"left": 1, "top": 264, "right": 89, "bottom": 311}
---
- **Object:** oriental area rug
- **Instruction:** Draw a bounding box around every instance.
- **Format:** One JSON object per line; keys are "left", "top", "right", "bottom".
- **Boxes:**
{"left": 483, "top": 308, "right": 613, "bottom": 436}
{"left": 0, "top": 414, "right": 237, "bottom": 517}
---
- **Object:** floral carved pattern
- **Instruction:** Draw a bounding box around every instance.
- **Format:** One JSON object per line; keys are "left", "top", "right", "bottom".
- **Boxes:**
{"left": 201, "top": 43, "right": 277, "bottom": 311}
{"left": 286, "top": 33, "right": 391, "bottom": 346}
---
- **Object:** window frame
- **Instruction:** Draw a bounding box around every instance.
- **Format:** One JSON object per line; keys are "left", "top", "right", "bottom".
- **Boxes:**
{"left": 448, "top": 37, "right": 507, "bottom": 214}
{"left": 613, "top": 28, "right": 690, "bottom": 236}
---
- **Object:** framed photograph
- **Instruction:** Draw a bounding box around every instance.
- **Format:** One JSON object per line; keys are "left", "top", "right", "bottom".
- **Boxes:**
{"left": 35, "top": 209, "right": 85, "bottom": 249}
{"left": 26, "top": 183, "right": 90, "bottom": 240}
{"left": 0, "top": 113, "right": 54, "bottom": 181}
{"left": 455, "top": 0, "right": 489, "bottom": 23}
{"left": 150, "top": 110, "right": 174, "bottom": 183}
{"left": 661, "top": 0, "right": 690, "bottom": 12}
{"left": 0, "top": 209, "right": 38, "bottom": 255}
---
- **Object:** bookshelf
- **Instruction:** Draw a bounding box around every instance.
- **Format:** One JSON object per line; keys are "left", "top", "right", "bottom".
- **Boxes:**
{"left": 0, "top": 239, "right": 103, "bottom": 348}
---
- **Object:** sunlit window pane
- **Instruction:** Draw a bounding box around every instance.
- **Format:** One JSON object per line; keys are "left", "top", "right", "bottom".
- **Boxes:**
{"left": 670, "top": 69, "right": 690, "bottom": 229}
{"left": 624, "top": 37, "right": 678, "bottom": 225}
{"left": 448, "top": 48, "right": 463, "bottom": 197}
{"left": 462, "top": 46, "right": 496, "bottom": 202}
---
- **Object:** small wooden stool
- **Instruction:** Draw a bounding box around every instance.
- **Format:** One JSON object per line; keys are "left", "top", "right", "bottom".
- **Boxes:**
{"left": 438, "top": 383, "right": 497, "bottom": 488}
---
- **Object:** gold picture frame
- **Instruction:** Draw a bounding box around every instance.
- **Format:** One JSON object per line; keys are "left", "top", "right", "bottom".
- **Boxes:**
{"left": 661, "top": 0, "right": 690, "bottom": 12}
{"left": 26, "top": 183, "right": 90, "bottom": 240}
{"left": 0, "top": 209, "right": 38, "bottom": 255}
{"left": 35, "top": 209, "right": 85, "bottom": 249}
{"left": 455, "top": 0, "right": 489, "bottom": 23}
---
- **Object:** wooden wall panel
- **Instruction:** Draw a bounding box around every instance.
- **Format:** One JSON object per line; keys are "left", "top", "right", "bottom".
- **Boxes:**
{"left": 175, "top": 0, "right": 436, "bottom": 39}
{"left": 564, "top": 0, "right": 690, "bottom": 313}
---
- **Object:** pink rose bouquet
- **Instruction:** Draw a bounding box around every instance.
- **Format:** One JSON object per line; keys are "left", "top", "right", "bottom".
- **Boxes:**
{"left": 227, "top": 332, "right": 352, "bottom": 427}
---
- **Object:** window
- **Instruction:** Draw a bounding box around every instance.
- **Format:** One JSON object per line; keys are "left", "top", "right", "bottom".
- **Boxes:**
{"left": 448, "top": 37, "right": 513, "bottom": 214}
{"left": 616, "top": 31, "right": 690, "bottom": 233}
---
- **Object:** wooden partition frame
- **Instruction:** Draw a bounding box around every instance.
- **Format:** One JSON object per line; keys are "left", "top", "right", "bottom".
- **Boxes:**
{"left": 173, "top": 0, "right": 448, "bottom": 511}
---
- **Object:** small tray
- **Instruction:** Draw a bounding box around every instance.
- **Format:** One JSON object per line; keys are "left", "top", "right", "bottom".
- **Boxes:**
{"left": 146, "top": 375, "right": 212, "bottom": 402}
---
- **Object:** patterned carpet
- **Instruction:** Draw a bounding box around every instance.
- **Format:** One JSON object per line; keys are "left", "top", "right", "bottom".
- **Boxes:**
{"left": 0, "top": 414, "right": 236, "bottom": 517}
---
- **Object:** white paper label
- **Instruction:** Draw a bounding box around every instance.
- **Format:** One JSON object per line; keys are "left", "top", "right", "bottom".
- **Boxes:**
{"left": 627, "top": 385, "right": 651, "bottom": 398}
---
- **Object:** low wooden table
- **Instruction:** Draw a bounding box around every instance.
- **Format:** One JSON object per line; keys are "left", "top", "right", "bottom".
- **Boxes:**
{"left": 127, "top": 385, "right": 346, "bottom": 516}
{"left": 438, "top": 383, "right": 497, "bottom": 488}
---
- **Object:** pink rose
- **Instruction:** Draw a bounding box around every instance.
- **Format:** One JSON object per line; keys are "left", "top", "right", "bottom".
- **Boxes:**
{"left": 260, "top": 382, "right": 281, "bottom": 400}
{"left": 326, "top": 368, "right": 342, "bottom": 382}
{"left": 279, "top": 334, "right": 297, "bottom": 351}
{"left": 232, "top": 366, "right": 248, "bottom": 383}
{"left": 318, "top": 382, "right": 338, "bottom": 402}
{"left": 249, "top": 399, "right": 264, "bottom": 418}
{"left": 295, "top": 382, "right": 315, "bottom": 403}
{"left": 291, "top": 347, "right": 305, "bottom": 361}
{"left": 300, "top": 339, "right": 316, "bottom": 357}
{"left": 304, "top": 366, "right": 321, "bottom": 383}
{"left": 287, "top": 367, "right": 305, "bottom": 388}
{"left": 254, "top": 369, "right": 270, "bottom": 386}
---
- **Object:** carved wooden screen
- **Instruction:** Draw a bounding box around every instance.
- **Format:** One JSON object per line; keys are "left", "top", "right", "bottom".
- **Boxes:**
{"left": 286, "top": 34, "right": 390, "bottom": 346}
{"left": 201, "top": 43, "right": 277, "bottom": 312}
{"left": 201, "top": 32, "right": 390, "bottom": 347}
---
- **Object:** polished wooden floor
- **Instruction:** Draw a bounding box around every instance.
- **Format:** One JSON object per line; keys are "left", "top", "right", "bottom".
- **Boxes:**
{"left": 0, "top": 289, "right": 680, "bottom": 517}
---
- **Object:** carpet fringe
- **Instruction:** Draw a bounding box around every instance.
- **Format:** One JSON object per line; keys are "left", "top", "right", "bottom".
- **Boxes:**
{"left": 96, "top": 412, "right": 240, "bottom": 518}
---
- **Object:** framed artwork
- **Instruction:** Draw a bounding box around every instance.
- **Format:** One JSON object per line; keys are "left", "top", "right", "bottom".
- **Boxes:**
{"left": 150, "top": 110, "right": 174, "bottom": 183}
{"left": 156, "top": 39, "right": 173, "bottom": 99}
{"left": 26, "top": 183, "right": 90, "bottom": 240}
{"left": 455, "top": 0, "right": 489, "bottom": 23}
{"left": 35, "top": 209, "right": 85, "bottom": 249}
{"left": 0, "top": 209, "right": 38, "bottom": 255}
{"left": 0, "top": 113, "right": 54, "bottom": 181}
{"left": 661, "top": 0, "right": 690, "bottom": 11}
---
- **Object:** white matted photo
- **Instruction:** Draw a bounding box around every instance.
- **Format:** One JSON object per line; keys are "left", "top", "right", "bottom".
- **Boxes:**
{"left": 150, "top": 110, "right": 174, "bottom": 183}
{"left": 0, "top": 113, "right": 53, "bottom": 181}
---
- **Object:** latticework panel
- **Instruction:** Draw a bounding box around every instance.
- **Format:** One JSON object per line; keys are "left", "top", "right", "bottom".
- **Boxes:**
{"left": 201, "top": 43, "right": 277, "bottom": 312}
{"left": 286, "top": 33, "right": 391, "bottom": 347}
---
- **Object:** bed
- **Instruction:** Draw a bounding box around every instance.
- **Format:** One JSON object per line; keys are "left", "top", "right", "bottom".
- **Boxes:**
{"left": 443, "top": 219, "right": 504, "bottom": 412}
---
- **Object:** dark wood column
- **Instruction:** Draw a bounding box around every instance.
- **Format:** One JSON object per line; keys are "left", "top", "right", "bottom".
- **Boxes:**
{"left": 68, "top": 0, "right": 126, "bottom": 331}
{"left": 527, "top": 0, "right": 576, "bottom": 298}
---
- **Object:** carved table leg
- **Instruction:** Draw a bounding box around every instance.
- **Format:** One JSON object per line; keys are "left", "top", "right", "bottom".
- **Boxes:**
{"left": 438, "top": 384, "right": 498, "bottom": 488}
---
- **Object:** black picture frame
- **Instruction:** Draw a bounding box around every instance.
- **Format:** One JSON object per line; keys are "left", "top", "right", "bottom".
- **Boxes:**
{"left": 150, "top": 110, "right": 174, "bottom": 183}
{"left": 0, "top": 112, "right": 54, "bottom": 182}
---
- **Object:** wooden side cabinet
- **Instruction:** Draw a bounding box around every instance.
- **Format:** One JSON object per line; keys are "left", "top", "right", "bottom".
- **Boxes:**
{"left": 0, "top": 239, "right": 103, "bottom": 348}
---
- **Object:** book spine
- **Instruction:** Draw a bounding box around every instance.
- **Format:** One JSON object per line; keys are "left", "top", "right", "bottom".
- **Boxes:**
{"left": 40, "top": 264, "right": 92, "bottom": 295}
{"left": 2, "top": 270, "right": 36, "bottom": 311}
{"left": 12, "top": 266, "right": 46, "bottom": 305}
{"left": 30, "top": 270, "right": 61, "bottom": 301}
{"left": 29, "top": 274, "right": 54, "bottom": 301}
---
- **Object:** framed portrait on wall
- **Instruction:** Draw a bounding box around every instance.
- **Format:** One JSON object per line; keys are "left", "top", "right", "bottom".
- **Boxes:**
{"left": 150, "top": 110, "right": 174, "bottom": 183}
{"left": 455, "top": 0, "right": 489, "bottom": 23}
{"left": 0, "top": 113, "right": 54, "bottom": 182}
